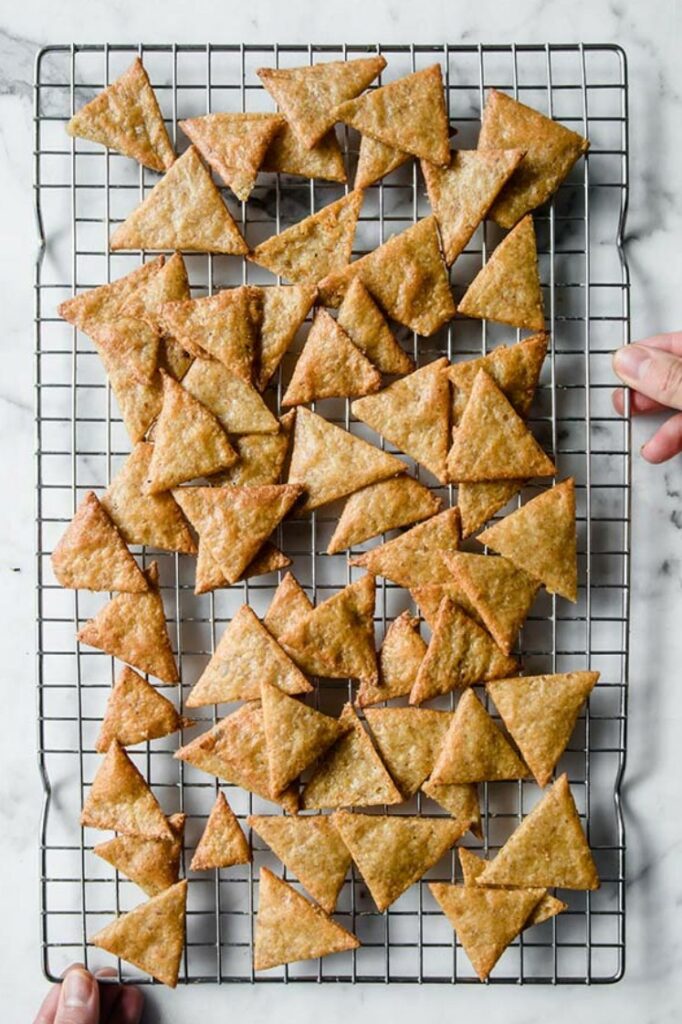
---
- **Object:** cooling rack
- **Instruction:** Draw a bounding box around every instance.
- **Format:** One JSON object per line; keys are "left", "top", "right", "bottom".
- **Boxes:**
{"left": 34, "top": 42, "right": 630, "bottom": 985}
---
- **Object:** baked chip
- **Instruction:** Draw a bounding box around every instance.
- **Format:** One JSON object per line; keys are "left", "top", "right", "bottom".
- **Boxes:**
{"left": 263, "top": 572, "right": 313, "bottom": 643}
{"left": 181, "top": 359, "right": 278, "bottom": 435}
{"left": 282, "top": 309, "right": 381, "bottom": 406}
{"left": 428, "top": 689, "right": 528, "bottom": 784}
{"left": 94, "top": 812, "right": 185, "bottom": 897}
{"left": 356, "top": 611, "right": 427, "bottom": 707}
{"left": 458, "top": 480, "right": 525, "bottom": 539}
{"left": 58, "top": 257, "right": 164, "bottom": 331}
{"left": 458, "top": 847, "right": 567, "bottom": 927}
{"left": 190, "top": 792, "right": 251, "bottom": 870}
{"left": 180, "top": 112, "right": 285, "bottom": 200}
{"left": 487, "top": 670, "right": 599, "bottom": 787}
{"left": 410, "top": 581, "right": 482, "bottom": 629}
{"left": 110, "top": 146, "right": 248, "bottom": 254}
{"left": 420, "top": 780, "right": 482, "bottom": 836}
{"left": 354, "top": 134, "right": 411, "bottom": 189}
{"left": 448, "top": 333, "right": 548, "bottom": 426}
{"left": 262, "top": 123, "right": 347, "bottom": 182}
{"left": 256, "top": 285, "right": 318, "bottom": 391}
{"left": 119, "top": 252, "right": 193, "bottom": 382}
{"left": 90, "top": 316, "right": 160, "bottom": 385}
{"left": 91, "top": 325, "right": 164, "bottom": 444}
{"left": 328, "top": 476, "right": 440, "bottom": 555}
{"left": 350, "top": 507, "right": 461, "bottom": 590}
{"left": 337, "top": 276, "right": 413, "bottom": 375}
{"left": 66, "top": 57, "right": 175, "bottom": 173}
{"left": 216, "top": 420, "right": 292, "bottom": 487}
{"left": 193, "top": 539, "right": 291, "bottom": 596}
{"left": 81, "top": 740, "right": 172, "bottom": 839}
{"left": 363, "top": 707, "right": 452, "bottom": 798}
{"left": 96, "top": 666, "right": 190, "bottom": 752}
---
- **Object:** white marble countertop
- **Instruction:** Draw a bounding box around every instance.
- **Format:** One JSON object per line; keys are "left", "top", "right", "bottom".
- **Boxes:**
{"left": 2, "top": 0, "right": 682, "bottom": 1020}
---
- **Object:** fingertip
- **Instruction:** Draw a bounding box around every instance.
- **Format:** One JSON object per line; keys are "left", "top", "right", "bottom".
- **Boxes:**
{"left": 612, "top": 387, "right": 624, "bottom": 415}
{"left": 115, "top": 985, "right": 144, "bottom": 1024}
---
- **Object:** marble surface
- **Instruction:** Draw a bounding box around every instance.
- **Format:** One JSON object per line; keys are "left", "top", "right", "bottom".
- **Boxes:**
{"left": 2, "top": 0, "right": 682, "bottom": 1021}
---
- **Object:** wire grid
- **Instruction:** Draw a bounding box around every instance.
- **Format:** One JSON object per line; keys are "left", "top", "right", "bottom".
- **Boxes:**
{"left": 34, "top": 42, "right": 630, "bottom": 985}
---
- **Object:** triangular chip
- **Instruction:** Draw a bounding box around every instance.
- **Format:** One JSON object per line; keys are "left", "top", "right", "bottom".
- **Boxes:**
{"left": 175, "top": 702, "right": 298, "bottom": 813}
{"left": 90, "top": 316, "right": 160, "bottom": 384}
{"left": 356, "top": 611, "right": 427, "bottom": 707}
{"left": 66, "top": 57, "right": 175, "bottom": 172}
{"left": 478, "top": 774, "right": 600, "bottom": 890}
{"left": 96, "top": 666, "right": 189, "bottom": 752}
{"left": 81, "top": 740, "right": 172, "bottom": 839}
{"left": 92, "top": 325, "right": 164, "bottom": 444}
{"left": 58, "top": 257, "right": 164, "bottom": 331}
{"left": 248, "top": 814, "right": 351, "bottom": 913}
{"left": 352, "top": 358, "right": 451, "bottom": 482}
{"left": 282, "top": 309, "right": 381, "bottom": 406}
{"left": 318, "top": 216, "right": 456, "bottom": 337}
{"left": 256, "top": 285, "right": 317, "bottom": 391}
{"left": 354, "top": 134, "right": 411, "bottom": 189}
{"left": 262, "top": 123, "right": 347, "bottom": 182}
{"left": 240, "top": 543, "right": 291, "bottom": 580}
{"left": 254, "top": 867, "right": 359, "bottom": 970}
{"left": 173, "top": 483, "right": 301, "bottom": 585}
{"left": 91, "top": 879, "right": 187, "bottom": 987}
{"left": 428, "top": 689, "right": 528, "bottom": 784}
{"left": 94, "top": 812, "right": 185, "bottom": 897}
{"left": 145, "top": 372, "right": 237, "bottom": 492}
{"left": 261, "top": 680, "right": 348, "bottom": 794}
{"left": 287, "top": 406, "right": 405, "bottom": 512}
{"left": 422, "top": 148, "right": 525, "bottom": 264}
{"left": 420, "top": 779, "right": 482, "bottom": 836}
{"left": 428, "top": 882, "right": 544, "bottom": 981}
{"left": 458, "top": 480, "right": 525, "bottom": 538}
{"left": 364, "top": 707, "right": 452, "bottom": 797}
{"left": 279, "top": 574, "right": 377, "bottom": 683}
{"left": 443, "top": 552, "right": 540, "bottom": 654}
{"left": 479, "top": 89, "right": 590, "bottom": 229}
{"left": 263, "top": 572, "right": 313, "bottom": 643}
{"left": 119, "top": 252, "right": 193, "bottom": 381}
{"left": 51, "top": 491, "right": 148, "bottom": 593}
{"left": 337, "top": 277, "right": 413, "bottom": 375}
{"left": 180, "top": 112, "right": 285, "bottom": 200}
{"left": 350, "top": 507, "right": 460, "bottom": 589}
{"left": 457, "top": 847, "right": 567, "bottom": 927}
{"left": 216, "top": 418, "right": 292, "bottom": 487}
{"left": 329, "top": 476, "right": 440, "bottom": 554}
{"left": 458, "top": 215, "right": 544, "bottom": 331}
{"left": 487, "top": 670, "right": 599, "bottom": 787}
{"left": 248, "top": 189, "right": 364, "bottom": 285}
{"left": 477, "top": 478, "right": 577, "bottom": 601}
{"left": 302, "top": 703, "right": 403, "bottom": 809}
{"left": 101, "top": 443, "right": 197, "bottom": 555}
{"left": 446, "top": 370, "right": 555, "bottom": 482}
{"left": 332, "top": 811, "right": 464, "bottom": 911}
{"left": 257, "top": 56, "right": 386, "bottom": 149}
{"left": 110, "top": 146, "right": 248, "bottom": 254}
{"left": 193, "top": 538, "right": 291, "bottom": 596}
{"left": 448, "top": 333, "right": 548, "bottom": 426}
{"left": 190, "top": 792, "right": 251, "bottom": 870}
{"left": 410, "top": 597, "right": 517, "bottom": 704}
{"left": 77, "top": 562, "right": 179, "bottom": 683}
{"left": 410, "top": 581, "right": 482, "bottom": 629}
{"left": 186, "top": 604, "right": 311, "bottom": 706}
{"left": 181, "top": 358, "right": 278, "bottom": 434}
{"left": 335, "top": 65, "right": 449, "bottom": 166}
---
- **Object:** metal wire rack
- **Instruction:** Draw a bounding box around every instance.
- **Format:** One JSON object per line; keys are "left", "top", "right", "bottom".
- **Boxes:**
{"left": 34, "top": 42, "right": 630, "bottom": 986}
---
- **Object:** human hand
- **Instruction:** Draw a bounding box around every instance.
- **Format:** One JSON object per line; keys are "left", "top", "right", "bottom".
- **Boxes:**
{"left": 613, "top": 332, "right": 682, "bottom": 463}
{"left": 33, "top": 964, "right": 143, "bottom": 1024}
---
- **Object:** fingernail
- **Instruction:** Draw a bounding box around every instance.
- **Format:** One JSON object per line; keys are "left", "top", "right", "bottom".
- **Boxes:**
{"left": 614, "top": 345, "right": 650, "bottom": 381}
{"left": 62, "top": 968, "right": 94, "bottom": 1007}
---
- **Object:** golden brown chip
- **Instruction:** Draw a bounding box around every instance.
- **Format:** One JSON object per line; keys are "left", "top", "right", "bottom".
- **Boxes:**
{"left": 96, "top": 666, "right": 189, "bottom": 752}
{"left": 458, "top": 480, "right": 525, "bottom": 538}
{"left": 428, "top": 689, "right": 528, "bottom": 784}
{"left": 91, "top": 879, "right": 187, "bottom": 987}
{"left": 257, "top": 56, "right": 386, "bottom": 149}
{"left": 81, "top": 740, "right": 172, "bottom": 839}
{"left": 181, "top": 358, "right": 278, "bottom": 434}
{"left": 337, "top": 277, "right": 413, "bottom": 375}
{"left": 119, "top": 252, "right": 193, "bottom": 382}
{"left": 263, "top": 571, "right": 313, "bottom": 643}
{"left": 262, "top": 123, "right": 347, "bottom": 182}
{"left": 356, "top": 611, "right": 427, "bottom": 707}
{"left": 193, "top": 539, "right": 291, "bottom": 597}
{"left": 92, "top": 327, "right": 164, "bottom": 444}
{"left": 363, "top": 706, "right": 452, "bottom": 797}
{"left": 477, "top": 478, "right": 577, "bottom": 601}
{"left": 282, "top": 309, "right": 381, "bottom": 406}
{"left": 51, "top": 491, "right": 148, "bottom": 593}
{"left": 216, "top": 422, "right": 291, "bottom": 487}
{"left": 354, "top": 134, "right": 411, "bottom": 189}
{"left": 350, "top": 507, "right": 460, "bottom": 589}
{"left": 448, "top": 333, "right": 548, "bottom": 426}
{"left": 240, "top": 543, "right": 291, "bottom": 580}
{"left": 180, "top": 112, "right": 285, "bottom": 200}
{"left": 66, "top": 57, "right": 175, "bottom": 172}
{"left": 190, "top": 792, "right": 251, "bottom": 870}
{"left": 94, "top": 813, "right": 185, "bottom": 897}
{"left": 110, "top": 146, "right": 248, "bottom": 254}
{"left": 410, "top": 581, "right": 482, "bottom": 629}
{"left": 328, "top": 476, "right": 440, "bottom": 554}
{"left": 457, "top": 847, "right": 567, "bottom": 927}
{"left": 479, "top": 89, "right": 590, "bottom": 229}
{"left": 90, "top": 316, "right": 160, "bottom": 385}
{"left": 256, "top": 285, "right": 317, "bottom": 391}
{"left": 420, "top": 780, "right": 482, "bottom": 836}
{"left": 58, "top": 257, "right": 165, "bottom": 332}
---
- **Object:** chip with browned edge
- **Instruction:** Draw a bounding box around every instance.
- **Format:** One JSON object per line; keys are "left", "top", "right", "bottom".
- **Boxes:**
{"left": 90, "top": 323, "right": 164, "bottom": 445}
{"left": 181, "top": 358, "right": 278, "bottom": 435}
{"left": 190, "top": 792, "right": 251, "bottom": 870}
{"left": 421, "top": 779, "right": 482, "bottom": 836}
{"left": 193, "top": 540, "right": 291, "bottom": 596}
{"left": 350, "top": 507, "right": 460, "bottom": 590}
{"left": 94, "top": 813, "right": 185, "bottom": 897}
{"left": 96, "top": 667, "right": 190, "bottom": 752}
{"left": 330, "top": 476, "right": 440, "bottom": 557}
{"left": 282, "top": 309, "right": 381, "bottom": 406}
{"left": 363, "top": 706, "right": 452, "bottom": 797}
{"left": 256, "top": 285, "right": 318, "bottom": 391}
{"left": 458, "top": 847, "right": 567, "bottom": 927}
{"left": 337, "top": 277, "right": 414, "bottom": 375}
{"left": 428, "top": 689, "right": 528, "bottom": 784}
{"left": 357, "top": 612, "right": 427, "bottom": 707}
{"left": 263, "top": 572, "right": 313, "bottom": 644}
{"left": 354, "top": 134, "right": 411, "bottom": 189}
{"left": 180, "top": 112, "right": 285, "bottom": 200}
{"left": 119, "top": 252, "right": 192, "bottom": 382}
{"left": 458, "top": 480, "right": 525, "bottom": 539}
{"left": 81, "top": 740, "right": 172, "bottom": 839}
{"left": 262, "top": 123, "right": 347, "bottom": 183}
{"left": 448, "top": 333, "right": 548, "bottom": 426}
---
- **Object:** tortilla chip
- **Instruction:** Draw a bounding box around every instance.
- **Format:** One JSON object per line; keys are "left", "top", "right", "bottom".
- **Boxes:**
{"left": 90, "top": 316, "right": 160, "bottom": 385}
{"left": 354, "top": 134, "right": 411, "bottom": 189}
{"left": 356, "top": 611, "right": 427, "bottom": 707}
{"left": 110, "top": 146, "right": 248, "bottom": 254}
{"left": 457, "top": 847, "right": 567, "bottom": 927}
{"left": 350, "top": 507, "right": 460, "bottom": 589}
{"left": 66, "top": 57, "right": 175, "bottom": 173}
{"left": 409, "top": 597, "right": 517, "bottom": 705}
{"left": 428, "top": 882, "right": 544, "bottom": 981}
{"left": 248, "top": 814, "right": 351, "bottom": 913}
{"left": 363, "top": 707, "right": 452, "bottom": 797}
{"left": 447, "top": 370, "right": 555, "bottom": 482}
{"left": 329, "top": 476, "right": 439, "bottom": 555}
{"left": 173, "top": 483, "right": 301, "bottom": 585}
{"left": 261, "top": 680, "right": 348, "bottom": 794}
{"left": 51, "top": 491, "right": 147, "bottom": 593}
{"left": 287, "top": 406, "right": 406, "bottom": 512}
{"left": 194, "top": 539, "right": 291, "bottom": 596}
{"left": 91, "top": 879, "right": 187, "bottom": 987}
{"left": 458, "top": 215, "right": 544, "bottom": 331}
{"left": 216, "top": 423, "right": 291, "bottom": 487}
{"left": 77, "top": 562, "right": 179, "bottom": 683}
{"left": 335, "top": 65, "right": 449, "bottom": 166}
{"left": 58, "top": 257, "right": 165, "bottom": 331}
{"left": 262, "top": 123, "right": 347, "bottom": 182}
{"left": 282, "top": 309, "right": 381, "bottom": 406}
{"left": 186, "top": 604, "right": 311, "bottom": 706}
{"left": 101, "top": 443, "right": 197, "bottom": 555}
{"left": 241, "top": 543, "right": 291, "bottom": 579}
{"left": 279, "top": 574, "right": 378, "bottom": 683}
{"left": 119, "top": 252, "right": 193, "bottom": 381}
{"left": 256, "top": 285, "right": 317, "bottom": 392}
{"left": 302, "top": 704, "right": 403, "bottom": 809}
{"left": 337, "top": 277, "right": 413, "bottom": 375}
{"left": 175, "top": 702, "right": 298, "bottom": 813}
{"left": 352, "top": 358, "right": 450, "bottom": 482}
{"left": 480, "top": 89, "right": 590, "bottom": 229}
{"left": 93, "top": 328, "right": 164, "bottom": 445}
{"left": 318, "top": 216, "right": 456, "bottom": 337}
{"left": 422, "top": 148, "right": 525, "bottom": 265}
{"left": 257, "top": 56, "right": 386, "bottom": 149}
{"left": 420, "top": 780, "right": 482, "bottom": 836}
{"left": 448, "top": 333, "right": 548, "bottom": 426}
{"left": 410, "top": 581, "right": 482, "bottom": 629}
{"left": 332, "top": 811, "right": 464, "bottom": 911}
{"left": 190, "top": 792, "right": 251, "bottom": 870}
{"left": 458, "top": 480, "right": 525, "bottom": 538}
{"left": 487, "top": 671, "right": 599, "bottom": 787}
{"left": 96, "top": 666, "right": 189, "bottom": 752}
{"left": 478, "top": 774, "right": 600, "bottom": 890}
{"left": 81, "top": 739, "right": 172, "bottom": 839}
{"left": 263, "top": 572, "right": 313, "bottom": 643}
{"left": 428, "top": 690, "right": 528, "bottom": 784}
{"left": 180, "top": 112, "right": 285, "bottom": 200}
{"left": 477, "top": 478, "right": 577, "bottom": 601}
{"left": 94, "top": 812, "right": 185, "bottom": 897}
{"left": 443, "top": 552, "right": 540, "bottom": 655}
{"left": 248, "top": 189, "right": 363, "bottom": 285}
{"left": 181, "top": 358, "right": 278, "bottom": 435}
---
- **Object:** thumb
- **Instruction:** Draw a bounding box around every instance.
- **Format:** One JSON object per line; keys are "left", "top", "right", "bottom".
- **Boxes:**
{"left": 55, "top": 967, "right": 99, "bottom": 1024}
{"left": 613, "top": 343, "right": 682, "bottom": 411}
